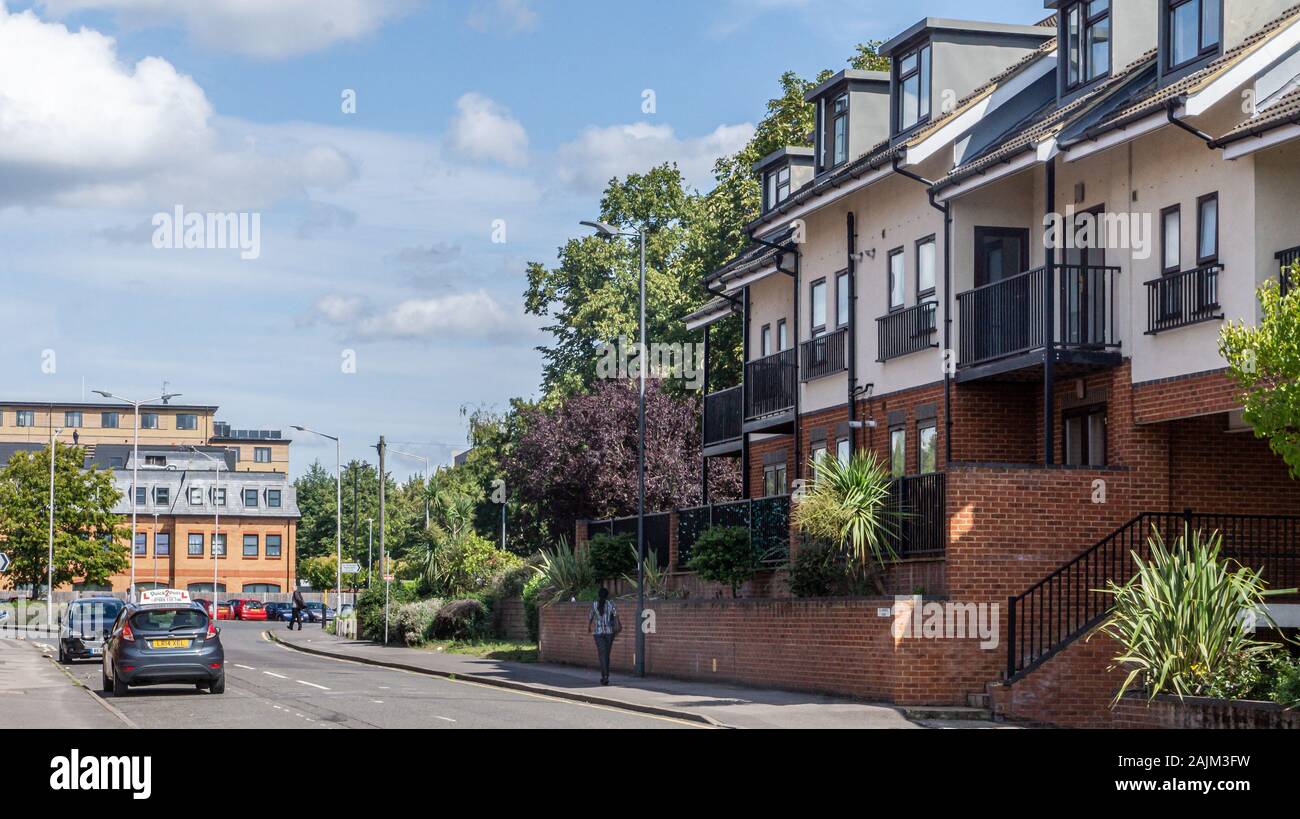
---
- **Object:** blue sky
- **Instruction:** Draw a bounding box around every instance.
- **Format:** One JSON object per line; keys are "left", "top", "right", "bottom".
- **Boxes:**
{"left": 0, "top": 0, "right": 1048, "bottom": 477}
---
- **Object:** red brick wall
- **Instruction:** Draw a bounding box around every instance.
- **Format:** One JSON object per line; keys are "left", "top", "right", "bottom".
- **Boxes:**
{"left": 748, "top": 435, "right": 794, "bottom": 498}
{"left": 990, "top": 633, "right": 1126, "bottom": 728}
{"left": 1132, "top": 369, "right": 1240, "bottom": 425}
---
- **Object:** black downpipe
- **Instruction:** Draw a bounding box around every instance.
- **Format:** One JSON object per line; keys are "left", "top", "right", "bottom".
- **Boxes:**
{"left": 1165, "top": 99, "right": 1218, "bottom": 148}
{"left": 1044, "top": 160, "right": 1057, "bottom": 466}
{"left": 701, "top": 323, "right": 711, "bottom": 505}
{"left": 741, "top": 286, "right": 751, "bottom": 499}
{"left": 846, "top": 212, "right": 858, "bottom": 452}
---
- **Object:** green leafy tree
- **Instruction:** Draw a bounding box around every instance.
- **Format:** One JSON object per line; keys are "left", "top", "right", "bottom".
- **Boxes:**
{"left": 1220, "top": 279, "right": 1300, "bottom": 477}
{"left": 0, "top": 445, "right": 128, "bottom": 590}
{"left": 688, "top": 526, "right": 759, "bottom": 598}
{"left": 299, "top": 554, "right": 364, "bottom": 592}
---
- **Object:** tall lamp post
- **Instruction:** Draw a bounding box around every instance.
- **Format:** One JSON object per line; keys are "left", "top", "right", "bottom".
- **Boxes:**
{"left": 93, "top": 389, "right": 181, "bottom": 602}
{"left": 294, "top": 426, "right": 341, "bottom": 629}
{"left": 390, "top": 449, "right": 430, "bottom": 528}
{"left": 47, "top": 425, "right": 63, "bottom": 627}
{"left": 580, "top": 219, "right": 647, "bottom": 678}
{"left": 366, "top": 518, "right": 374, "bottom": 589}
{"left": 188, "top": 447, "right": 225, "bottom": 608}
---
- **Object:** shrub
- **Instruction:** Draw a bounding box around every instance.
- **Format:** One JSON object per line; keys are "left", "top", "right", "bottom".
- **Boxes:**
{"left": 432, "top": 599, "right": 490, "bottom": 641}
{"left": 792, "top": 452, "right": 902, "bottom": 592}
{"left": 521, "top": 572, "right": 546, "bottom": 642}
{"left": 786, "top": 543, "right": 842, "bottom": 598}
{"left": 535, "top": 539, "right": 594, "bottom": 602}
{"left": 622, "top": 546, "right": 672, "bottom": 599}
{"left": 427, "top": 534, "right": 522, "bottom": 600}
{"left": 393, "top": 599, "right": 443, "bottom": 647}
{"left": 588, "top": 533, "right": 637, "bottom": 581}
{"left": 688, "top": 526, "right": 758, "bottom": 598}
{"left": 355, "top": 581, "right": 419, "bottom": 644}
{"left": 1268, "top": 655, "right": 1300, "bottom": 708}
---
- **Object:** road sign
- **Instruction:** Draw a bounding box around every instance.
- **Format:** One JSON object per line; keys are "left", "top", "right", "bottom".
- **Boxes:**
{"left": 0, "top": 553, "right": 10, "bottom": 573}
{"left": 341, "top": 562, "right": 361, "bottom": 575}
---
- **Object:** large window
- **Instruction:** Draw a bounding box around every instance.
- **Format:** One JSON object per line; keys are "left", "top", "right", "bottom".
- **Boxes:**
{"left": 896, "top": 42, "right": 931, "bottom": 133}
{"left": 16, "top": 410, "right": 35, "bottom": 427}
{"left": 102, "top": 412, "right": 120, "bottom": 429}
{"left": 765, "top": 165, "right": 792, "bottom": 211}
{"left": 810, "top": 279, "right": 827, "bottom": 334}
{"left": 836, "top": 271, "right": 850, "bottom": 328}
{"left": 243, "top": 534, "right": 259, "bottom": 557}
{"left": 255, "top": 447, "right": 272, "bottom": 463}
{"left": 243, "top": 584, "right": 282, "bottom": 594}
{"left": 1197, "top": 193, "right": 1218, "bottom": 264}
{"left": 1064, "top": 1, "right": 1111, "bottom": 90}
{"left": 763, "top": 462, "right": 787, "bottom": 497}
{"left": 1167, "top": 0, "right": 1221, "bottom": 71}
{"left": 141, "top": 413, "right": 159, "bottom": 430}
{"left": 266, "top": 535, "right": 283, "bottom": 558}
{"left": 888, "top": 248, "right": 906, "bottom": 311}
{"left": 821, "top": 93, "right": 850, "bottom": 171}
{"left": 889, "top": 428, "right": 906, "bottom": 478}
{"left": 177, "top": 414, "right": 198, "bottom": 431}
{"left": 917, "top": 236, "right": 936, "bottom": 296}
{"left": 64, "top": 411, "right": 83, "bottom": 428}
{"left": 1064, "top": 406, "right": 1107, "bottom": 467}
{"left": 918, "top": 422, "right": 938, "bottom": 475}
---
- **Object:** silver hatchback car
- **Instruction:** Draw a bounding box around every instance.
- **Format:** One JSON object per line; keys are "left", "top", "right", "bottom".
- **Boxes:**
{"left": 59, "top": 597, "right": 125, "bottom": 664}
{"left": 102, "top": 600, "right": 225, "bottom": 695}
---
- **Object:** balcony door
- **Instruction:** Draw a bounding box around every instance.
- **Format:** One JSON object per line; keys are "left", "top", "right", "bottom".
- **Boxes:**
{"left": 1062, "top": 208, "right": 1106, "bottom": 347}
{"left": 974, "top": 227, "right": 1031, "bottom": 358}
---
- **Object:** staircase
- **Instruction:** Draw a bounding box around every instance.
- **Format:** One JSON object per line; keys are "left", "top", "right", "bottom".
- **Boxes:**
{"left": 1005, "top": 511, "right": 1300, "bottom": 683}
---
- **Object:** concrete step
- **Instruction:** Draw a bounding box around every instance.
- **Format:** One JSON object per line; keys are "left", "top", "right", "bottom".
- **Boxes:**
{"left": 902, "top": 705, "right": 994, "bottom": 722}
{"left": 967, "top": 692, "right": 990, "bottom": 709}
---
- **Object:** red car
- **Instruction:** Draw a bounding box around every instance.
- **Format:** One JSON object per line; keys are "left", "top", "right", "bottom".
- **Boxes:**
{"left": 240, "top": 601, "right": 269, "bottom": 621}
{"left": 226, "top": 599, "right": 263, "bottom": 620}
{"left": 215, "top": 601, "right": 234, "bottom": 620}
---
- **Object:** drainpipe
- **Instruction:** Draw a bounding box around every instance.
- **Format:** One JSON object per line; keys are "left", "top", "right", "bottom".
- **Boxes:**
{"left": 741, "top": 286, "right": 751, "bottom": 498}
{"left": 1044, "top": 160, "right": 1057, "bottom": 466}
{"left": 846, "top": 211, "right": 859, "bottom": 452}
{"left": 702, "top": 323, "right": 711, "bottom": 506}
{"left": 1165, "top": 99, "right": 1218, "bottom": 149}
{"left": 893, "top": 156, "right": 955, "bottom": 464}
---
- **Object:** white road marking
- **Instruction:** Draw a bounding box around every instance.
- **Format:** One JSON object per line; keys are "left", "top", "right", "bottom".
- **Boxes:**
{"left": 235, "top": 664, "right": 257, "bottom": 671}
{"left": 297, "top": 680, "right": 330, "bottom": 691}
{"left": 434, "top": 716, "right": 456, "bottom": 723}
{"left": 264, "top": 671, "right": 288, "bottom": 679}
{"left": 372, "top": 700, "right": 384, "bottom": 704}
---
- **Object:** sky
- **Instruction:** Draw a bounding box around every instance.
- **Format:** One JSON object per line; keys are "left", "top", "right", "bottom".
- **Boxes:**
{"left": 0, "top": 0, "right": 1049, "bottom": 478}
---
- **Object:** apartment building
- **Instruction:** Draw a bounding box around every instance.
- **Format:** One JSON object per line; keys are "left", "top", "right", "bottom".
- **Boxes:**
{"left": 0, "top": 400, "right": 297, "bottom": 596}
{"left": 688, "top": 1, "right": 1300, "bottom": 723}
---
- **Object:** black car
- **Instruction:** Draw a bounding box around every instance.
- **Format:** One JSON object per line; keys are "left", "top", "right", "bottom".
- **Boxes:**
{"left": 102, "top": 599, "right": 225, "bottom": 695}
{"left": 264, "top": 602, "right": 291, "bottom": 622}
{"left": 59, "top": 598, "right": 126, "bottom": 664}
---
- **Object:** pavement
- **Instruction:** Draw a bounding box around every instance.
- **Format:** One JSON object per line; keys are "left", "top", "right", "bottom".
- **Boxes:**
{"left": 272, "top": 627, "right": 932, "bottom": 729}
{"left": 0, "top": 637, "right": 127, "bottom": 729}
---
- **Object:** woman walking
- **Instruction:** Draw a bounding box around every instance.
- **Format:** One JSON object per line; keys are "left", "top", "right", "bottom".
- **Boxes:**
{"left": 588, "top": 587, "right": 620, "bottom": 685}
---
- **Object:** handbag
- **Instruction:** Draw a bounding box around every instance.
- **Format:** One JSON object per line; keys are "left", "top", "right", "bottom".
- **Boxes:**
{"left": 609, "top": 608, "right": 623, "bottom": 638}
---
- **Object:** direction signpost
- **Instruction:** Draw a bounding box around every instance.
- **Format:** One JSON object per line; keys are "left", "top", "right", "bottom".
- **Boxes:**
{"left": 0, "top": 553, "right": 10, "bottom": 574}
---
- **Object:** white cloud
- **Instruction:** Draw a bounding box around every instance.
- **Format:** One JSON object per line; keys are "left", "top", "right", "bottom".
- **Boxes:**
{"left": 555, "top": 121, "right": 755, "bottom": 193}
{"left": 448, "top": 92, "right": 530, "bottom": 168}
{"left": 0, "top": 7, "right": 355, "bottom": 209}
{"left": 312, "top": 294, "right": 368, "bottom": 324}
{"left": 466, "top": 0, "right": 538, "bottom": 34}
{"left": 37, "top": 0, "right": 412, "bottom": 59}
{"left": 308, "top": 289, "right": 540, "bottom": 342}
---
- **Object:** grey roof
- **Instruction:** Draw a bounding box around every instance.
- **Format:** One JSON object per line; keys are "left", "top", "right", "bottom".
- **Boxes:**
{"left": 1, "top": 400, "right": 218, "bottom": 412}
{"left": 683, "top": 296, "right": 740, "bottom": 327}
{"left": 804, "top": 69, "right": 889, "bottom": 102}
{"left": 112, "top": 469, "right": 300, "bottom": 519}
{"left": 89, "top": 444, "right": 239, "bottom": 472}
{"left": 752, "top": 146, "right": 814, "bottom": 174}
{"left": 1213, "top": 86, "right": 1300, "bottom": 146}
{"left": 879, "top": 18, "right": 1054, "bottom": 58}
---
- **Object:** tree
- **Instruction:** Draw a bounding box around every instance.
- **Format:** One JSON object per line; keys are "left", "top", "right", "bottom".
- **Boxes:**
{"left": 294, "top": 459, "right": 417, "bottom": 574}
{"left": 1220, "top": 279, "right": 1300, "bottom": 477}
{"left": 0, "top": 445, "right": 128, "bottom": 591}
{"left": 299, "top": 554, "right": 364, "bottom": 592}
{"left": 688, "top": 526, "right": 759, "bottom": 598}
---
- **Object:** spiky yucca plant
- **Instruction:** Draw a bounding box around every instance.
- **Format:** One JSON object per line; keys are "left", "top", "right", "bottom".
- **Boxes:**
{"left": 533, "top": 538, "right": 595, "bottom": 602}
{"left": 1095, "top": 529, "right": 1280, "bottom": 704}
{"left": 791, "top": 452, "right": 903, "bottom": 585}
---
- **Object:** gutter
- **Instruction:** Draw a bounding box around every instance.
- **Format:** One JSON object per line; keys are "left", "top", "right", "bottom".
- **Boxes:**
{"left": 1164, "top": 99, "right": 1218, "bottom": 148}
{"left": 1209, "top": 111, "right": 1300, "bottom": 148}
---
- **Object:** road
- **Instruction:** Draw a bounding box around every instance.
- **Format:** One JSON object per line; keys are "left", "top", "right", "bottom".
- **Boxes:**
{"left": 57, "top": 622, "right": 698, "bottom": 729}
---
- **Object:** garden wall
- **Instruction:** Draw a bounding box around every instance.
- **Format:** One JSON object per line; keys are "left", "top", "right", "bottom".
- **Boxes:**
{"left": 492, "top": 597, "right": 530, "bottom": 641}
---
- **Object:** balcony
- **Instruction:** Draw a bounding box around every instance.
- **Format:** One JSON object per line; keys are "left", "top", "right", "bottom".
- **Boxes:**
{"left": 956, "top": 264, "right": 1121, "bottom": 382}
{"left": 1144, "top": 264, "right": 1224, "bottom": 335}
{"left": 1277, "top": 246, "right": 1298, "bottom": 297}
{"left": 744, "top": 348, "right": 797, "bottom": 430}
{"left": 702, "top": 386, "right": 742, "bottom": 456}
{"left": 800, "top": 327, "right": 849, "bottom": 381}
{"left": 877, "top": 302, "right": 938, "bottom": 363}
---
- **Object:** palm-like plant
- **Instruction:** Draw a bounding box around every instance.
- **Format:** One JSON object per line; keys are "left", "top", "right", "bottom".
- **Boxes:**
{"left": 533, "top": 538, "right": 595, "bottom": 602}
{"left": 1095, "top": 529, "right": 1282, "bottom": 703}
{"left": 791, "top": 452, "right": 903, "bottom": 585}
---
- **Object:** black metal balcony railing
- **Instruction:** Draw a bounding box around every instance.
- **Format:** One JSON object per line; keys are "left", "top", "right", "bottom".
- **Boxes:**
{"left": 957, "top": 264, "right": 1119, "bottom": 368}
{"left": 1145, "top": 264, "right": 1224, "bottom": 335}
{"left": 587, "top": 513, "right": 672, "bottom": 572}
{"left": 703, "top": 386, "right": 742, "bottom": 448}
{"left": 800, "top": 327, "right": 849, "bottom": 381}
{"left": 745, "top": 348, "right": 797, "bottom": 420}
{"left": 877, "top": 301, "right": 938, "bottom": 363}
{"left": 1276, "top": 245, "right": 1299, "bottom": 296}
{"left": 883, "top": 473, "right": 947, "bottom": 559}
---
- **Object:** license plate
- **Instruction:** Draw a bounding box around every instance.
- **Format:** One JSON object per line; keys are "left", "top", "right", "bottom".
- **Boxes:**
{"left": 87, "top": 648, "right": 100, "bottom": 656}
{"left": 151, "top": 639, "right": 192, "bottom": 650}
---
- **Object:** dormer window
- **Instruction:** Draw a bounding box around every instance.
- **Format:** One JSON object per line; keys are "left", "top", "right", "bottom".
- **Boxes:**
{"left": 1165, "top": 0, "right": 1220, "bottom": 72}
{"left": 895, "top": 43, "right": 931, "bottom": 134}
{"left": 1063, "top": 0, "right": 1111, "bottom": 91}
{"left": 764, "top": 165, "right": 792, "bottom": 212}
{"left": 819, "top": 93, "right": 850, "bottom": 171}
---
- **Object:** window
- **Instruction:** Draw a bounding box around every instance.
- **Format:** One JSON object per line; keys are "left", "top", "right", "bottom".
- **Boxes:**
{"left": 243, "top": 534, "right": 259, "bottom": 557}
{"left": 917, "top": 236, "right": 936, "bottom": 296}
{"left": 821, "top": 93, "right": 850, "bottom": 171}
{"left": 188, "top": 533, "right": 204, "bottom": 557}
{"left": 1064, "top": 406, "right": 1107, "bottom": 467}
{"left": 765, "top": 165, "right": 792, "bottom": 211}
{"left": 16, "top": 410, "right": 35, "bottom": 427}
{"left": 145, "top": 455, "right": 167, "bottom": 467}
{"left": 155, "top": 532, "right": 170, "bottom": 557}
{"left": 761, "top": 324, "right": 773, "bottom": 358}
{"left": 918, "top": 423, "right": 938, "bottom": 475}
{"left": 1197, "top": 193, "right": 1218, "bottom": 264}
{"left": 888, "top": 248, "right": 906, "bottom": 311}
{"left": 154, "top": 487, "right": 170, "bottom": 506}
{"left": 134, "top": 486, "right": 146, "bottom": 506}
{"left": 212, "top": 534, "right": 227, "bottom": 557}
{"left": 177, "top": 414, "right": 198, "bottom": 431}
{"left": 101, "top": 412, "right": 119, "bottom": 429}
{"left": 836, "top": 437, "right": 851, "bottom": 463}
{"left": 141, "top": 413, "right": 159, "bottom": 430}
{"left": 811, "top": 441, "right": 828, "bottom": 469}
{"left": 777, "top": 319, "right": 789, "bottom": 351}
{"left": 836, "top": 272, "right": 850, "bottom": 328}
{"left": 64, "top": 411, "right": 83, "bottom": 428}
{"left": 244, "top": 488, "right": 259, "bottom": 508}
{"left": 974, "top": 227, "right": 1030, "bottom": 287}
{"left": 189, "top": 487, "right": 204, "bottom": 506}
{"left": 254, "top": 447, "right": 272, "bottom": 464}
{"left": 896, "top": 42, "right": 931, "bottom": 133}
{"left": 268, "top": 490, "right": 282, "bottom": 509}
{"left": 266, "top": 535, "right": 282, "bottom": 558}
{"left": 134, "top": 533, "right": 147, "bottom": 556}
{"left": 1162, "top": 205, "right": 1182, "bottom": 273}
{"left": 810, "top": 279, "right": 827, "bottom": 334}
{"left": 1063, "top": 1, "right": 1111, "bottom": 90}
{"left": 244, "top": 583, "right": 282, "bottom": 594}
{"left": 1167, "top": 0, "right": 1221, "bottom": 71}
{"left": 213, "top": 488, "right": 227, "bottom": 507}
{"left": 889, "top": 428, "right": 906, "bottom": 478}
{"left": 763, "top": 463, "right": 788, "bottom": 497}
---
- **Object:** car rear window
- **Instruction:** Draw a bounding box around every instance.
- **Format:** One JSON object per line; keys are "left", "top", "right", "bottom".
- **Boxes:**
{"left": 69, "top": 602, "right": 124, "bottom": 630}
{"left": 131, "top": 608, "right": 209, "bottom": 632}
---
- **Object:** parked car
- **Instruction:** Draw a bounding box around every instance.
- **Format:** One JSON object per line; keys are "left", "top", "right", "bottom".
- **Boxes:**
{"left": 263, "top": 602, "right": 291, "bottom": 622}
{"left": 58, "top": 597, "right": 126, "bottom": 664}
{"left": 226, "top": 599, "right": 261, "bottom": 620}
{"left": 102, "top": 592, "right": 225, "bottom": 695}
{"left": 239, "top": 601, "right": 268, "bottom": 621}
{"left": 304, "top": 603, "right": 335, "bottom": 623}
{"left": 195, "top": 599, "right": 213, "bottom": 618}
{"left": 215, "top": 601, "right": 234, "bottom": 620}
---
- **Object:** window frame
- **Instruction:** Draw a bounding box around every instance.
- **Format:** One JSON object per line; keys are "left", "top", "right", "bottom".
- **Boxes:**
{"left": 760, "top": 324, "right": 773, "bottom": 358}
{"left": 101, "top": 412, "right": 120, "bottom": 429}
{"left": 211, "top": 533, "right": 227, "bottom": 558}
{"left": 836, "top": 270, "right": 851, "bottom": 328}
{"left": 820, "top": 92, "right": 851, "bottom": 172}
{"left": 16, "top": 410, "right": 35, "bottom": 428}
{"left": 188, "top": 533, "right": 204, "bottom": 557}
{"left": 889, "top": 426, "right": 907, "bottom": 478}
{"left": 243, "top": 488, "right": 259, "bottom": 508}
{"left": 176, "top": 413, "right": 199, "bottom": 431}
{"left": 765, "top": 165, "right": 793, "bottom": 212}
{"left": 917, "top": 421, "right": 939, "bottom": 475}
{"left": 154, "top": 486, "right": 170, "bottom": 506}
{"left": 268, "top": 489, "right": 282, "bottom": 509}
{"left": 762, "top": 462, "right": 788, "bottom": 498}
{"left": 189, "top": 487, "right": 205, "bottom": 506}
{"left": 266, "top": 534, "right": 283, "bottom": 559}
{"left": 887, "top": 247, "right": 906, "bottom": 312}
{"left": 1063, "top": 405, "right": 1108, "bottom": 467}
{"left": 1061, "top": 0, "right": 1112, "bottom": 93}
{"left": 1161, "top": 204, "right": 1182, "bottom": 274}
{"left": 155, "top": 532, "right": 171, "bottom": 557}
{"left": 894, "top": 40, "right": 932, "bottom": 136}
{"left": 134, "top": 532, "right": 147, "bottom": 557}
{"left": 1196, "top": 192, "right": 1219, "bottom": 266}
{"left": 916, "top": 234, "right": 937, "bottom": 298}
{"left": 810, "top": 278, "right": 828, "bottom": 336}
{"left": 140, "top": 413, "right": 160, "bottom": 430}
{"left": 64, "top": 411, "right": 83, "bottom": 428}
{"left": 243, "top": 534, "right": 259, "bottom": 558}
{"left": 777, "top": 319, "right": 789, "bottom": 351}
{"left": 1164, "top": 0, "right": 1222, "bottom": 73}
{"left": 254, "top": 447, "right": 273, "bottom": 464}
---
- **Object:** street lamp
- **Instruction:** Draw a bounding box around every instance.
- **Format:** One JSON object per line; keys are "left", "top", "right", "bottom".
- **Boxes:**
{"left": 390, "top": 448, "right": 430, "bottom": 529}
{"left": 93, "top": 389, "right": 181, "bottom": 602}
{"left": 187, "top": 447, "right": 225, "bottom": 609}
{"left": 152, "top": 512, "right": 160, "bottom": 591}
{"left": 581, "top": 219, "right": 648, "bottom": 678}
{"left": 47, "top": 425, "right": 64, "bottom": 628}
{"left": 366, "top": 518, "right": 374, "bottom": 589}
{"left": 293, "top": 426, "right": 341, "bottom": 630}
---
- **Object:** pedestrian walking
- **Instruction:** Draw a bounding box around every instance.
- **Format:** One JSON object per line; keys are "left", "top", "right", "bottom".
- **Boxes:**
{"left": 288, "top": 587, "right": 306, "bottom": 631}
{"left": 588, "top": 587, "right": 621, "bottom": 685}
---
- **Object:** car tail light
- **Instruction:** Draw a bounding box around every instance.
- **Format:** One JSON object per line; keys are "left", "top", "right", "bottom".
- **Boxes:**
{"left": 206, "top": 619, "right": 218, "bottom": 640}
{"left": 121, "top": 621, "right": 135, "bottom": 642}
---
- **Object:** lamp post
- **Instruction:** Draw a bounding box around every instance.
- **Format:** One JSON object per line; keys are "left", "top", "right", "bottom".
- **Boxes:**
{"left": 390, "top": 449, "right": 430, "bottom": 529}
{"left": 580, "top": 219, "right": 647, "bottom": 678}
{"left": 367, "top": 518, "right": 374, "bottom": 589}
{"left": 152, "top": 512, "right": 159, "bottom": 590}
{"left": 47, "top": 425, "right": 63, "bottom": 627}
{"left": 93, "top": 389, "right": 181, "bottom": 602}
{"left": 294, "top": 426, "right": 340, "bottom": 629}
{"left": 188, "top": 447, "right": 225, "bottom": 608}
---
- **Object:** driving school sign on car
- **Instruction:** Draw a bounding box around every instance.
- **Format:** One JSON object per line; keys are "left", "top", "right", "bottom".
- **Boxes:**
{"left": 140, "top": 589, "right": 191, "bottom": 605}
